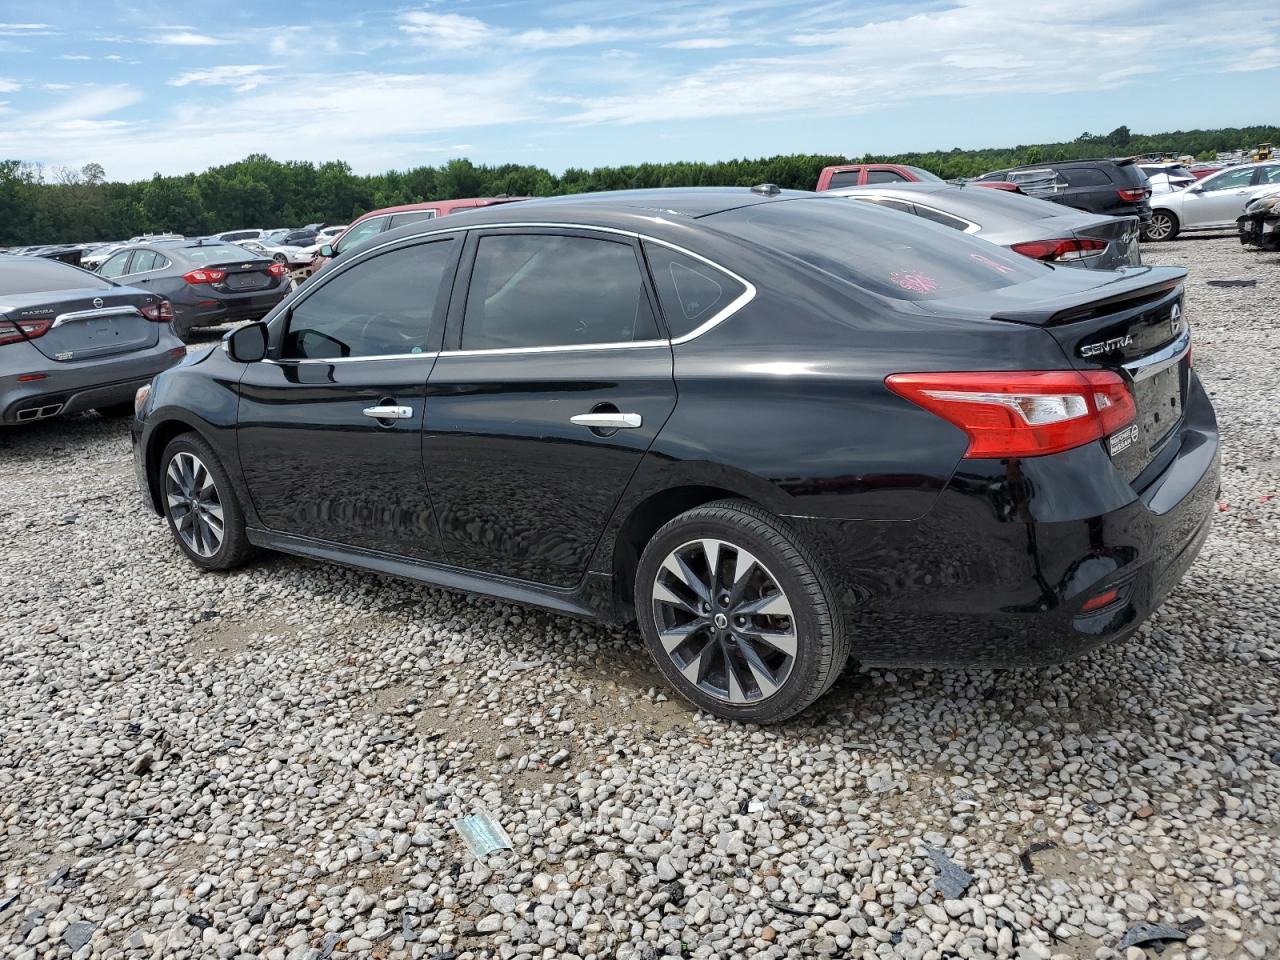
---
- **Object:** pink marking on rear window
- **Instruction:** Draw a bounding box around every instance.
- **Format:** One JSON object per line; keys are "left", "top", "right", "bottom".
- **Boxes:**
{"left": 889, "top": 271, "right": 938, "bottom": 293}
{"left": 969, "top": 252, "right": 1014, "bottom": 274}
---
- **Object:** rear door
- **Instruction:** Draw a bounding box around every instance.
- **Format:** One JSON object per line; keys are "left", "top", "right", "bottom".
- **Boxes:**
{"left": 1188, "top": 166, "right": 1258, "bottom": 227}
{"left": 237, "top": 236, "right": 461, "bottom": 558}
{"left": 422, "top": 228, "right": 677, "bottom": 587}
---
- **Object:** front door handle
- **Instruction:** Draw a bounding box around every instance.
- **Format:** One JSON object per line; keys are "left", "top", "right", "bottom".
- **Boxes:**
{"left": 362, "top": 404, "right": 413, "bottom": 420}
{"left": 570, "top": 412, "right": 642, "bottom": 429}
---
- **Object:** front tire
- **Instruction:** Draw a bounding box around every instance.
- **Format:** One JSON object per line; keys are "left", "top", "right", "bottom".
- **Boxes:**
{"left": 635, "top": 499, "right": 849, "bottom": 723}
{"left": 160, "top": 434, "right": 254, "bottom": 571}
{"left": 1143, "top": 210, "right": 1179, "bottom": 241}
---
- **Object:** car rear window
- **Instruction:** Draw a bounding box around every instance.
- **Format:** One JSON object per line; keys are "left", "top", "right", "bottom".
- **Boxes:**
{"left": 178, "top": 244, "right": 261, "bottom": 265}
{"left": 824, "top": 171, "right": 861, "bottom": 189}
{"left": 0, "top": 258, "right": 111, "bottom": 295}
{"left": 710, "top": 197, "right": 1044, "bottom": 302}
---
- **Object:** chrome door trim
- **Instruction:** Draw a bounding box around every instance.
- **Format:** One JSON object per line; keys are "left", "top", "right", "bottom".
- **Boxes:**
{"left": 570, "top": 412, "right": 642, "bottom": 429}
{"left": 52, "top": 305, "right": 142, "bottom": 329}
{"left": 362, "top": 404, "right": 414, "bottom": 420}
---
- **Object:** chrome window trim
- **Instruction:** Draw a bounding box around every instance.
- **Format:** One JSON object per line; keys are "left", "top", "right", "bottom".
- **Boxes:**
{"left": 268, "top": 220, "right": 757, "bottom": 360}
{"left": 262, "top": 351, "right": 440, "bottom": 365}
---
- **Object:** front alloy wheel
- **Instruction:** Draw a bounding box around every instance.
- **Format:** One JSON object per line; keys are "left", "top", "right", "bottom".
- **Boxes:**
{"left": 159, "top": 433, "right": 254, "bottom": 571}
{"left": 652, "top": 538, "right": 796, "bottom": 704}
{"left": 165, "top": 451, "right": 225, "bottom": 558}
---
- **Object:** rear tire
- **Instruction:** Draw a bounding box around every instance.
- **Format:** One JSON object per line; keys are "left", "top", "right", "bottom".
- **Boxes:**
{"left": 1143, "top": 210, "right": 1179, "bottom": 241}
{"left": 159, "top": 433, "right": 254, "bottom": 571}
{"left": 635, "top": 499, "right": 849, "bottom": 723}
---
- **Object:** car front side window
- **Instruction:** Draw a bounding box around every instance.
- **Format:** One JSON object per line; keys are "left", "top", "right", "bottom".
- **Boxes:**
{"left": 336, "top": 217, "right": 388, "bottom": 253}
{"left": 281, "top": 239, "right": 456, "bottom": 360}
{"left": 460, "top": 234, "right": 659, "bottom": 351}
{"left": 1201, "top": 168, "right": 1255, "bottom": 192}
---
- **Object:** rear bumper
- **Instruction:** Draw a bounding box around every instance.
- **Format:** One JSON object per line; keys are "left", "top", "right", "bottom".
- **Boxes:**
{"left": 0, "top": 337, "right": 184, "bottom": 424}
{"left": 794, "top": 373, "right": 1219, "bottom": 668}
{"left": 172, "top": 285, "right": 290, "bottom": 333}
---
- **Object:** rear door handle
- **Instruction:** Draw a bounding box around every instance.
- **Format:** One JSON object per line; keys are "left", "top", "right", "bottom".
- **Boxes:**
{"left": 570, "top": 412, "right": 642, "bottom": 429}
{"left": 362, "top": 405, "right": 413, "bottom": 420}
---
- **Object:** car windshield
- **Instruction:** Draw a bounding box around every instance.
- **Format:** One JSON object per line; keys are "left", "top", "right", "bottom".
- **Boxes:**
{"left": 0, "top": 258, "right": 112, "bottom": 295}
{"left": 710, "top": 196, "right": 1045, "bottom": 302}
{"left": 178, "top": 243, "right": 262, "bottom": 265}
{"left": 903, "top": 165, "right": 943, "bottom": 182}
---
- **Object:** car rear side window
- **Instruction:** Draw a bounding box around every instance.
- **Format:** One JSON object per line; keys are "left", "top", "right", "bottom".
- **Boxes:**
{"left": 0, "top": 258, "right": 112, "bottom": 295}
{"left": 825, "top": 171, "right": 861, "bottom": 189}
{"left": 283, "top": 240, "right": 456, "bottom": 360}
{"left": 1259, "top": 165, "right": 1280, "bottom": 184}
{"left": 643, "top": 242, "right": 747, "bottom": 339}
{"left": 912, "top": 204, "right": 974, "bottom": 232}
{"left": 849, "top": 196, "right": 915, "bottom": 214}
{"left": 1061, "top": 168, "right": 1112, "bottom": 187}
{"left": 128, "top": 251, "right": 160, "bottom": 273}
{"left": 866, "top": 169, "right": 909, "bottom": 184}
{"left": 388, "top": 210, "right": 438, "bottom": 228}
{"left": 711, "top": 197, "right": 1044, "bottom": 302}
{"left": 98, "top": 252, "right": 133, "bottom": 279}
{"left": 461, "top": 234, "right": 658, "bottom": 350}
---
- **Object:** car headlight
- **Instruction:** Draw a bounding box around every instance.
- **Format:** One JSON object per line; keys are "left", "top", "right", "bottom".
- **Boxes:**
{"left": 134, "top": 383, "right": 151, "bottom": 418}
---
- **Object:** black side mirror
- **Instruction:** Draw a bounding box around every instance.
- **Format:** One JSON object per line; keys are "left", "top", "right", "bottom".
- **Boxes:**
{"left": 225, "top": 321, "right": 268, "bottom": 363}
{"left": 319, "top": 244, "right": 335, "bottom": 258}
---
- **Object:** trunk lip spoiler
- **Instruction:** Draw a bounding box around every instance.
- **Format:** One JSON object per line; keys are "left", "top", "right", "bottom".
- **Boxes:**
{"left": 991, "top": 271, "right": 1186, "bottom": 326}
{"left": 52, "top": 305, "right": 143, "bottom": 329}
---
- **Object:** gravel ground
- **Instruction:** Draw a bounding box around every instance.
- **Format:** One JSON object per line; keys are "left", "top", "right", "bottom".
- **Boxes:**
{"left": 1, "top": 235, "right": 1277, "bottom": 960}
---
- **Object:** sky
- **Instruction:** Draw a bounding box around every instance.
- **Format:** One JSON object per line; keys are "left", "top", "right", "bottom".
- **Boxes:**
{"left": 0, "top": 0, "right": 1277, "bottom": 183}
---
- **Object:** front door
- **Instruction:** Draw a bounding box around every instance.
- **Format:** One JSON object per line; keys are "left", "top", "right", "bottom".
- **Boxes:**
{"left": 237, "top": 236, "right": 460, "bottom": 559}
{"left": 423, "top": 229, "right": 677, "bottom": 587}
{"left": 1186, "top": 166, "right": 1257, "bottom": 227}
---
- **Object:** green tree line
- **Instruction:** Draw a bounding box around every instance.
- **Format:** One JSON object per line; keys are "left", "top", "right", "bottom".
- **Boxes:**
{"left": 2, "top": 124, "right": 1276, "bottom": 246}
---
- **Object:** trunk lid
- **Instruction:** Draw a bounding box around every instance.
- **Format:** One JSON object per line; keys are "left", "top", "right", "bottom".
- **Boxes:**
{"left": 920, "top": 266, "right": 1191, "bottom": 482}
{"left": 1069, "top": 214, "right": 1142, "bottom": 269}
{"left": 208, "top": 258, "right": 276, "bottom": 293}
{"left": 2, "top": 286, "right": 163, "bottom": 362}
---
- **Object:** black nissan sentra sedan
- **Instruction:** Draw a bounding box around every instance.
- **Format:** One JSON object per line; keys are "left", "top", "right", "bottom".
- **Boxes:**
{"left": 131, "top": 188, "right": 1218, "bottom": 722}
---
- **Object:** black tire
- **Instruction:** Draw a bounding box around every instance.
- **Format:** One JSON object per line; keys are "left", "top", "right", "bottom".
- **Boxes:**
{"left": 1143, "top": 210, "right": 1179, "bottom": 242}
{"left": 95, "top": 401, "right": 136, "bottom": 418}
{"left": 635, "top": 499, "right": 849, "bottom": 723}
{"left": 159, "top": 433, "right": 254, "bottom": 571}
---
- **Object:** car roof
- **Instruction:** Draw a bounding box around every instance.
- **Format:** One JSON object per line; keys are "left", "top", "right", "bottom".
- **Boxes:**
{"left": 344, "top": 187, "right": 816, "bottom": 257}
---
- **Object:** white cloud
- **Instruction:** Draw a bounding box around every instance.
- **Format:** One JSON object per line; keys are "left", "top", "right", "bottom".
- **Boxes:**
{"left": 511, "top": 25, "right": 627, "bottom": 49}
{"left": 170, "top": 65, "right": 279, "bottom": 93}
{"left": 0, "top": 79, "right": 19, "bottom": 93}
{"left": 399, "top": 12, "right": 493, "bottom": 50}
{"left": 60, "top": 54, "right": 91, "bottom": 60}
{"left": 663, "top": 38, "right": 737, "bottom": 50}
{"left": 153, "top": 31, "right": 228, "bottom": 47}
{"left": 43, "top": 83, "right": 72, "bottom": 91}
{"left": 0, "top": 22, "right": 57, "bottom": 36}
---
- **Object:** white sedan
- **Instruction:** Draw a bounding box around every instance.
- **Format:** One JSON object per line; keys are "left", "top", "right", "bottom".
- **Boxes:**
{"left": 1145, "top": 161, "right": 1280, "bottom": 240}
{"left": 234, "top": 239, "right": 314, "bottom": 266}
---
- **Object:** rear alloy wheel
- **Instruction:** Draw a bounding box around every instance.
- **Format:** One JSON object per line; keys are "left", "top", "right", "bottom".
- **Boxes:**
{"left": 635, "top": 499, "right": 848, "bottom": 722}
{"left": 160, "top": 434, "right": 253, "bottom": 571}
{"left": 1143, "top": 211, "right": 1178, "bottom": 241}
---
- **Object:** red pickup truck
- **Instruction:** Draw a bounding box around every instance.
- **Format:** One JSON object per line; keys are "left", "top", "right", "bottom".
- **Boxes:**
{"left": 816, "top": 163, "right": 1021, "bottom": 193}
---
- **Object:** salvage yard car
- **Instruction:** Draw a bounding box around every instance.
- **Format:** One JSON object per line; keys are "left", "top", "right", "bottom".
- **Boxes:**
{"left": 1, "top": 254, "right": 184, "bottom": 424}
{"left": 975, "top": 158, "right": 1153, "bottom": 222}
{"left": 1237, "top": 191, "right": 1280, "bottom": 251}
{"left": 132, "top": 187, "right": 1218, "bottom": 722}
{"left": 97, "top": 240, "right": 292, "bottom": 341}
{"left": 827, "top": 182, "right": 1142, "bottom": 268}
{"left": 1144, "top": 160, "right": 1280, "bottom": 240}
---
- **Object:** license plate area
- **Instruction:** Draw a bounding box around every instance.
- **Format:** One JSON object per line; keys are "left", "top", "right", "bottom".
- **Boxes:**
{"left": 1133, "top": 362, "right": 1184, "bottom": 451}
{"left": 226, "top": 272, "right": 268, "bottom": 291}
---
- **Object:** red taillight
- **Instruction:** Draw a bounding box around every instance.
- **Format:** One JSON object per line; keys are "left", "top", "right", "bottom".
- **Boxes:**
{"left": 267, "top": 262, "right": 287, "bottom": 278}
{"left": 139, "top": 300, "right": 174, "bottom": 322}
{"left": 183, "top": 268, "right": 226, "bottom": 285}
{"left": 0, "top": 318, "right": 52, "bottom": 346}
{"left": 1009, "top": 237, "right": 1108, "bottom": 262}
{"left": 1081, "top": 588, "right": 1120, "bottom": 612}
{"left": 1117, "top": 187, "right": 1151, "bottom": 202}
{"left": 885, "top": 370, "right": 1137, "bottom": 459}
